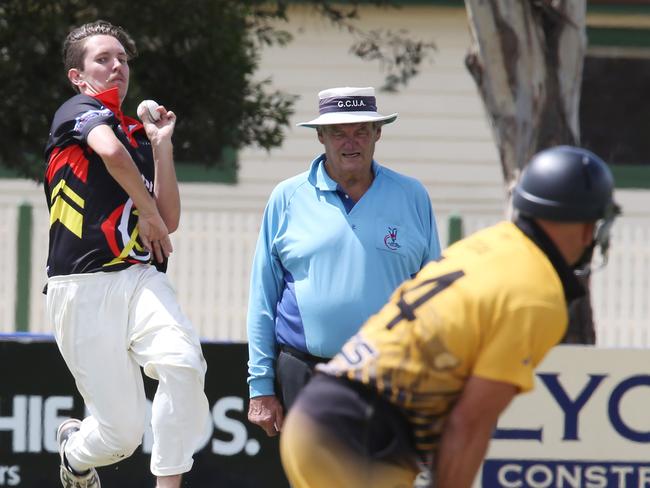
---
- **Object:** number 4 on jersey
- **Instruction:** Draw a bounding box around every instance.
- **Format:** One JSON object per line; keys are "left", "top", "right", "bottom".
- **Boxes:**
{"left": 386, "top": 270, "right": 465, "bottom": 330}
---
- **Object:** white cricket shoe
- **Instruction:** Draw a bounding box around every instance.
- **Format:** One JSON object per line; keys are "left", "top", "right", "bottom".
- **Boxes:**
{"left": 57, "top": 419, "right": 101, "bottom": 488}
{"left": 413, "top": 468, "right": 432, "bottom": 488}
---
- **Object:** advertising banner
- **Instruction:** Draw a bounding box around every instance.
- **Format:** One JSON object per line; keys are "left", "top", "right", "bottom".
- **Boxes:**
{"left": 3, "top": 338, "right": 649, "bottom": 488}
{"left": 0, "top": 336, "right": 288, "bottom": 487}
{"left": 478, "top": 346, "right": 650, "bottom": 488}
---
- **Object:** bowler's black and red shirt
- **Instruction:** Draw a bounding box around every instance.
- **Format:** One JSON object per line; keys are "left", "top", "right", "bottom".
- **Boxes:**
{"left": 44, "top": 87, "right": 154, "bottom": 277}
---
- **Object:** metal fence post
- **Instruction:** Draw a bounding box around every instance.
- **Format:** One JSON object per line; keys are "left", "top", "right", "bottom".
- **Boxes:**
{"left": 15, "top": 202, "right": 33, "bottom": 332}
{"left": 447, "top": 214, "right": 463, "bottom": 246}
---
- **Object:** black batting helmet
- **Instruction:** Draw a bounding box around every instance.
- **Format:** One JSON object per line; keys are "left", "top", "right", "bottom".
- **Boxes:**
{"left": 513, "top": 145, "right": 616, "bottom": 222}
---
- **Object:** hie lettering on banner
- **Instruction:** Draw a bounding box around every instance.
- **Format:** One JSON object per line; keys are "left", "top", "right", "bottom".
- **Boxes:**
{"left": 0, "top": 394, "right": 258, "bottom": 457}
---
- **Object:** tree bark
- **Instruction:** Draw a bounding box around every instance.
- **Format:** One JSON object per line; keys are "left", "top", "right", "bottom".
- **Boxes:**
{"left": 464, "top": 0, "right": 586, "bottom": 186}
{"left": 464, "top": 0, "right": 595, "bottom": 344}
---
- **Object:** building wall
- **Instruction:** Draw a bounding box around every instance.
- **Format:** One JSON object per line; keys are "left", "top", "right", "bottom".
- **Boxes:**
{"left": 238, "top": 4, "right": 507, "bottom": 216}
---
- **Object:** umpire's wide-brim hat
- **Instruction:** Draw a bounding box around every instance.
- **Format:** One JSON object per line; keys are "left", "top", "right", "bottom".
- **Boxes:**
{"left": 297, "top": 86, "right": 398, "bottom": 128}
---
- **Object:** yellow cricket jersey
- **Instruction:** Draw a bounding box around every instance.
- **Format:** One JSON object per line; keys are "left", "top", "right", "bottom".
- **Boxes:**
{"left": 318, "top": 220, "right": 573, "bottom": 457}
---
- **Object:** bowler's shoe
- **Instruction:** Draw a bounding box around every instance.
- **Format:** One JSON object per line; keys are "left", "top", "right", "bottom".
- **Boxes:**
{"left": 57, "top": 419, "right": 101, "bottom": 488}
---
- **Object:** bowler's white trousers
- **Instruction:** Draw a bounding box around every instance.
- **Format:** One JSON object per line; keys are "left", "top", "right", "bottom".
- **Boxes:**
{"left": 47, "top": 264, "right": 209, "bottom": 476}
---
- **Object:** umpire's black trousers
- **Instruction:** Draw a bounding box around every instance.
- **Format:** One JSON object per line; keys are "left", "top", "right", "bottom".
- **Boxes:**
{"left": 276, "top": 345, "right": 330, "bottom": 411}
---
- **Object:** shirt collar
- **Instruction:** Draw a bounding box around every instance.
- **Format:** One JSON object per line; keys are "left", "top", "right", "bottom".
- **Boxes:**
{"left": 515, "top": 216, "right": 585, "bottom": 304}
{"left": 92, "top": 87, "right": 123, "bottom": 120}
{"left": 90, "top": 87, "right": 143, "bottom": 146}
{"left": 308, "top": 153, "right": 380, "bottom": 191}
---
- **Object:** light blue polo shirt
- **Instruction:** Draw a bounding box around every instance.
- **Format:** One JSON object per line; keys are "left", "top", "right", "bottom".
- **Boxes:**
{"left": 247, "top": 154, "right": 441, "bottom": 397}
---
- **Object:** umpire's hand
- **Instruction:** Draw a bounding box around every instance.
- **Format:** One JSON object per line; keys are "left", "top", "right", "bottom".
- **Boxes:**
{"left": 248, "top": 395, "right": 284, "bottom": 437}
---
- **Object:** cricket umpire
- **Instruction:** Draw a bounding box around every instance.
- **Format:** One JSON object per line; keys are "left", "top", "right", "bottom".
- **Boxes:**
{"left": 247, "top": 86, "right": 442, "bottom": 437}
{"left": 280, "top": 146, "right": 620, "bottom": 487}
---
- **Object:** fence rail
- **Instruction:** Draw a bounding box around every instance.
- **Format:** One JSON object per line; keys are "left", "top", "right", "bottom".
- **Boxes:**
{"left": 2, "top": 187, "right": 649, "bottom": 347}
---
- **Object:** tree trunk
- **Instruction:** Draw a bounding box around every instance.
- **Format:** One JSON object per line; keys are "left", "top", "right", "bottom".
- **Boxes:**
{"left": 464, "top": 0, "right": 586, "bottom": 185}
{"left": 464, "top": 0, "right": 595, "bottom": 344}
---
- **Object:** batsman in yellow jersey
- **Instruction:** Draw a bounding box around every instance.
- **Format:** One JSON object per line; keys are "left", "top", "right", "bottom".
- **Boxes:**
{"left": 280, "top": 146, "right": 620, "bottom": 488}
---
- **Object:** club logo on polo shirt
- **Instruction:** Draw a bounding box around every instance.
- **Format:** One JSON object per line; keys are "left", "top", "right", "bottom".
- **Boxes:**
{"left": 384, "top": 226, "right": 401, "bottom": 251}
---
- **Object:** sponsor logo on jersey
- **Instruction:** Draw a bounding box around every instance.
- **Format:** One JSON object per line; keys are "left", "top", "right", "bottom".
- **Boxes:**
{"left": 73, "top": 108, "right": 113, "bottom": 132}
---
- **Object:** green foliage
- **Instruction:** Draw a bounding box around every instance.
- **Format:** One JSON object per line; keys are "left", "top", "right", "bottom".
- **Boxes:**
{"left": 351, "top": 28, "right": 436, "bottom": 92}
{"left": 0, "top": 0, "right": 297, "bottom": 180}
{"left": 0, "top": 0, "right": 434, "bottom": 180}
{"left": 0, "top": 1, "right": 79, "bottom": 180}
{"left": 294, "top": 0, "right": 436, "bottom": 92}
